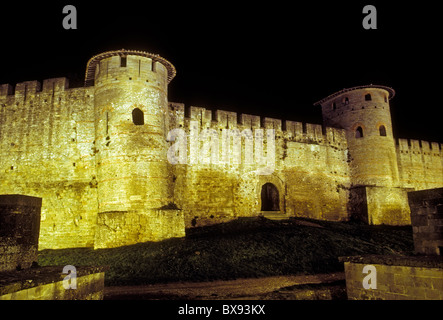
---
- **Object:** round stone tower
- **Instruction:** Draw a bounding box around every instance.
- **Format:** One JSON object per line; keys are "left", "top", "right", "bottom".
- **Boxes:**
{"left": 85, "top": 49, "right": 177, "bottom": 247}
{"left": 315, "top": 85, "right": 400, "bottom": 187}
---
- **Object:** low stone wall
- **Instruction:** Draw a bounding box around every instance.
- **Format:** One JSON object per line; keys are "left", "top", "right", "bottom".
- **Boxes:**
{"left": 407, "top": 188, "right": 443, "bottom": 255}
{"left": 340, "top": 255, "right": 443, "bottom": 300}
{"left": 0, "top": 266, "right": 106, "bottom": 300}
{"left": 0, "top": 195, "right": 42, "bottom": 272}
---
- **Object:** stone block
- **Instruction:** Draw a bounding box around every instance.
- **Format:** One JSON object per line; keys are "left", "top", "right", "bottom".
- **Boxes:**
{"left": 0, "top": 195, "right": 42, "bottom": 272}
{"left": 341, "top": 255, "right": 443, "bottom": 300}
{"left": 408, "top": 188, "right": 443, "bottom": 255}
{"left": 410, "top": 214, "right": 428, "bottom": 226}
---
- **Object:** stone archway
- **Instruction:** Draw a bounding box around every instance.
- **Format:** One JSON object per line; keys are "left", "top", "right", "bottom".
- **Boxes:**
{"left": 261, "top": 183, "right": 280, "bottom": 211}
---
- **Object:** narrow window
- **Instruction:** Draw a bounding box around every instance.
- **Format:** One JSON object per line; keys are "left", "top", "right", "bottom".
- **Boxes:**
{"left": 365, "top": 93, "right": 372, "bottom": 101}
{"left": 384, "top": 95, "right": 387, "bottom": 103}
{"left": 355, "top": 126, "right": 364, "bottom": 138}
{"left": 379, "top": 125, "right": 387, "bottom": 136}
{"left": 106, "top": 112, "right": 109, "bottom": 134}
{"left": 344, "top": 97, "right": 349, "bottom": 105}
{"left": 132, "top": 108, "right": 144, "bottom": 125}
{"left": 332, "top": 102, "right": 336, "bottom": 110}
{"left": 121, "top": 56, "right": 127, "bottom": 67}
{"left": 151, "top": 60, "right": 156, "bottom": 72}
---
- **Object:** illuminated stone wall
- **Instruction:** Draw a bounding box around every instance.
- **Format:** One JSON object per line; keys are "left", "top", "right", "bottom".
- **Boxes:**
{"left": 316, "top": 86, "right": 442, "bottom": 225}
{"left": 0, "top": 266, "right": 105, "bottom": 300}
{"left": 318, "top": 87, "right": 400, "bottom": 187}
{"left": 0, "top": 79, "right": 98, "bottom": 249}
{"left": 342, "top": 255, "right": 443, "bottom": 300}
{"left": 168, "top": 104, "right": 351, "bottom": 227}
{"left": 91, "top": 53, "right": 180, "bottom": 248}
{"left": 94, "top": 208, "right": 185, "bottom": 249}
{"left": 0, "top": 51, "right": 442, "bottom": 249}
{"left": 397, "top": 139, "right": 443, "bottom": 190}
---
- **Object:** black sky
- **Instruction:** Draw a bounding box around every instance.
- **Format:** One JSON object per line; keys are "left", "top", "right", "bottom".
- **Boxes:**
{"left": 0, "top": 1, "right": 441, "bottom": 142}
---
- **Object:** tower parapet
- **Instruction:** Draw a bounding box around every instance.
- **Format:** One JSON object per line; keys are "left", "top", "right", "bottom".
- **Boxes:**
{"left": 85, "top": 49, "right": 176, "bottom": 87}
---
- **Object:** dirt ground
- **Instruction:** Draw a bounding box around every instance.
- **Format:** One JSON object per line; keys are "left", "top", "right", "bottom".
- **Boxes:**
{"left": 104, "top": 272, "right": 346, "bottom": 300}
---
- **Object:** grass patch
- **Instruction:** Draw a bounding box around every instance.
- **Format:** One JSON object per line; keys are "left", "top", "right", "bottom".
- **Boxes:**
{"left": 38, "top": 217, "right": 414, "bottom": 286}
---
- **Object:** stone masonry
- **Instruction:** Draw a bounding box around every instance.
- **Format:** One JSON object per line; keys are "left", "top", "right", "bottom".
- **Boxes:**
{"left": 408, "top": 188, "right": 443, "bottom": 255}
{"left": 0, "top": 195, "right": 42, "bottom": 272}
{"left": 0, "top": 49, "right": 442, "bottom": 249}
{"left": 341, "top": 255, "right": 443, "bottom": 300}
{"left": 0, "top": 194, "right": 106, "bottom": 300}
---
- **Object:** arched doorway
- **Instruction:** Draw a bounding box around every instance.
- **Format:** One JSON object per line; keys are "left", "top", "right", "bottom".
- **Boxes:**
{"left": 261, "top": 183, "right": 280, "bottom": 211}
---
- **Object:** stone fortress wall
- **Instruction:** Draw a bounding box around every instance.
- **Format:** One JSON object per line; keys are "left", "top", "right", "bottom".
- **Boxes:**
{"left": 167, "top": 102, "right": 351, "bottom": 228}
{"left": 0, "top": 78, "right": 98, "bottom": 249}
{"left": 0, "top": 49, "right": 442, "bottom": 249}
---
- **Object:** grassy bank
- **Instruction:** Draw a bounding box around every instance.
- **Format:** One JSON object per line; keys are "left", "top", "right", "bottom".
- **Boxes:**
{"left": 38, "top": 217, "right": 414, "bottom": 286}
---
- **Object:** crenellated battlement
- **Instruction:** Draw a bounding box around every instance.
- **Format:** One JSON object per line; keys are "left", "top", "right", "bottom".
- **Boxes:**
{"left": 397, "top": 138, "right": 442, "bottom": 157}
{"left": 396, "top": 138, "right": 443, "bottom": 191}
{"left": 85, "top": 49, "right": 176, "bottom": 86}
{"left": 0, "top": 84, "right": 13, "bottom": 97}
{"left": 168, "top": 102, "right": 347, "bottom": 148}
{"left": 0, "top": 77, "right": 70, "bottom": 100}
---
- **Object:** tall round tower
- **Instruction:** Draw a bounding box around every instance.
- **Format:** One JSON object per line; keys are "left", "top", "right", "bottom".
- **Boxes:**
{"left": 315, "top": 85, "right": 400, "bottom": 187}
{"left": 85, "top": 49, "right": 177, "bottom": 247}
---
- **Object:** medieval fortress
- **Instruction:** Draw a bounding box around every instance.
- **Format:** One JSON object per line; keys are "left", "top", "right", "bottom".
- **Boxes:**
{"left": 0, "top": 49, "right": 442, "bottom": 249}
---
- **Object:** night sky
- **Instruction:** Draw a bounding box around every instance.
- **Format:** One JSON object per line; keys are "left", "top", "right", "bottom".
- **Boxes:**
{"left": 1, "top": 1, "right": 441, "bottom": 142}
